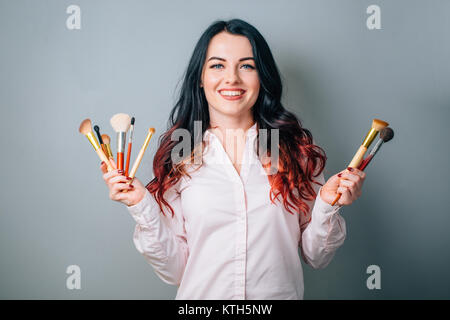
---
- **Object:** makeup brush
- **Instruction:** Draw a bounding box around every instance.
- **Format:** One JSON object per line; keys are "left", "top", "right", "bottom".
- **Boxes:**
{"left": 101, "top": 134, "right": 114, "bottom": 159}
{"left": 78, "top": 119, "right": 114, "bottom": 172}
{"left": 125, "top": 117, "right": 135, "bottom": 177}
{"left": 110, "top": 113, "right": 131, "bottom": 172}
{"left": 123, "top": 128, "right": 155, "bottom": 192}
{"left": 94, "top": 125, "right": 108, "bottom": 160}
{"left": 331, "top": 118, "right": 389, "bottom": 206}
{"left": 358, "top": 127, "right": 394, "bottom": 171}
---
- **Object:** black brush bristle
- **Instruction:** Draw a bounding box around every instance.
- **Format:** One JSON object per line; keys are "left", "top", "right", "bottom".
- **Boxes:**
{"left": 131, "top": 117, "right": 135, "bottom": 125}
{"left": 380, "top": 127, "right": 394, "bottom": 142}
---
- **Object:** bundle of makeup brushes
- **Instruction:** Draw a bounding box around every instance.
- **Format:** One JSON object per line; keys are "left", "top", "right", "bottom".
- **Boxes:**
{"left": 331, "top": 118, "right": 394, "bottom": 206}
{"left": 79, "top": 113, "right": 155, "bottom": 184}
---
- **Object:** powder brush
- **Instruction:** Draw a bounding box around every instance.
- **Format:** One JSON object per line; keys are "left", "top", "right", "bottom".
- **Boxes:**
{"left": 101, "top": 134, "right": 114, "bottom": 159}
{"left": 331, "top": 118, "right": 389, "bottom": 206}
{"left": 79, "top": 119, "right": 114, "bottom": 171}
{"left": 358, "top": 127, "right": 394, "bottom": 171}
{"left": 110, "top": 113, "right": 131, "bottom": 171}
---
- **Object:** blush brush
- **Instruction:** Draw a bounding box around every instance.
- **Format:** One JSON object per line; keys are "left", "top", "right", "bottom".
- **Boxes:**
{"left": 79, "top": 119, "right": 114, "bottom": 172}
{"left": 101, "top": 134, "right": 114, "bottom": 160}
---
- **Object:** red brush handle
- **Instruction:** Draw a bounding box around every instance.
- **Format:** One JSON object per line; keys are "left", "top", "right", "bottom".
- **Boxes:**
{"left": 125, "top": 142, "right": 132, "bottom": 177}
{"left": 358, "top": 154, "right": 373, "bottom": 171}
{"left": 117, "top": 152, "right": 124, "bottom": 171}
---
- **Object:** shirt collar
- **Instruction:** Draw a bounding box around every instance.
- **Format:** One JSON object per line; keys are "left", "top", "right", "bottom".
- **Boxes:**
{"left": 204, "top": 122, "right": 258, "bottom": 141}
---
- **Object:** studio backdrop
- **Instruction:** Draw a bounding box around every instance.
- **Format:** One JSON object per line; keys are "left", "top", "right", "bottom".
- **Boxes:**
{"left": 1, "top": 0, "right": 449, "bottom": 299}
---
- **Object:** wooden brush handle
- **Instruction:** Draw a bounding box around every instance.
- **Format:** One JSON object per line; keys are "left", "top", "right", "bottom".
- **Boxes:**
{"left": 349, "top": 145, "right": 367, "bottom": 168}
{"left": 331, "top": 145, "right": 368, "bottom": 206}
{"left": 96, "top": 148, "right": 113, "bottom": 172}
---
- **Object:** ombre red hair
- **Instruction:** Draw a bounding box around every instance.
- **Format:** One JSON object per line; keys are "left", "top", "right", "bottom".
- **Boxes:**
{"left": 146, "top": 19, "right": 327, "bottom": 226}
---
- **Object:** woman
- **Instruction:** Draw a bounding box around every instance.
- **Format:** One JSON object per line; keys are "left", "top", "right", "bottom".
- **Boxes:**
{"left": 100, "top": 19, "right": 365, "bottom": 299}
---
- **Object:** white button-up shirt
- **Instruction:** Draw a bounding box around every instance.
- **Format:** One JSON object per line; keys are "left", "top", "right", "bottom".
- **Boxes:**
{"left": 127, "top": 123, "right": 346, "bottom": 299}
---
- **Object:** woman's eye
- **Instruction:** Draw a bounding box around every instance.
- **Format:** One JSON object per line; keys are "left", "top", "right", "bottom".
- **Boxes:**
{"left": 210, "top": 64, "right": 224, "bottom": 69}
{"left": 241, "top": 64, "right": 255, "bottom": 70}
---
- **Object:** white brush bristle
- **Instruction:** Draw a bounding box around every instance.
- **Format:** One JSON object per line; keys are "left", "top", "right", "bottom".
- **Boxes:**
{"left": 110, "top": 113, "right": 131, "bottom": 132}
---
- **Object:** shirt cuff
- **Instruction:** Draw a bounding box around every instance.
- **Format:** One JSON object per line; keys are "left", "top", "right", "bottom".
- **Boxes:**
{"left": 126, "top": 190, "right": 159, "bottom": 225}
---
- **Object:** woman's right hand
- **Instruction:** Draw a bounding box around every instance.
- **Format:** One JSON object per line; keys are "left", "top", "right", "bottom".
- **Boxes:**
{"left": 100, "top": 159, "right": 147, "bottom": 207}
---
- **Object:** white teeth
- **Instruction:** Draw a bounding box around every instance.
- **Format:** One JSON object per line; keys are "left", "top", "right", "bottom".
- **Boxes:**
{"left": 220, "top": 91, "right": 243, "bottom": 96}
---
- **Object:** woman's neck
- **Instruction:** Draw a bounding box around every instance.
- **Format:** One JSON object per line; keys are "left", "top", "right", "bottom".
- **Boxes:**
{"left": 208, "top": 112, "right": 255, "bottom": 137}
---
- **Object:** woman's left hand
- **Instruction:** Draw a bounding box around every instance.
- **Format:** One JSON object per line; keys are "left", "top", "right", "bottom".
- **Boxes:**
{"left": 320, "top": 167, "right": 366, "bottom": 206}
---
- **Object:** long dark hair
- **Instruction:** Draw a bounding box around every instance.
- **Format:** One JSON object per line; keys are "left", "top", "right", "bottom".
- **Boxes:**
{"left": 147, "top": 19, "right": 326, "bottom": 226}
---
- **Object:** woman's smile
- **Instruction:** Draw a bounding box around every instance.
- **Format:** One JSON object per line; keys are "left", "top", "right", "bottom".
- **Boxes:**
{"left": 218, "top": 88, "right": 247, "bottom": 100}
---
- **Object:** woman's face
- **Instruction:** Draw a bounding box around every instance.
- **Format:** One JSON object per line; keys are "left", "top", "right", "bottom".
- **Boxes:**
{"left": 201, "top": 32, "right": 260, "bottom": 120}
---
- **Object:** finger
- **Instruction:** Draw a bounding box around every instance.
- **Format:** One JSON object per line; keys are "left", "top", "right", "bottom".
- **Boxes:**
{"left": 111, "top": 182, "right": 132, "bottom": 197}
{"left": 347, "top": 167, "right": 366, "bottom": 180}
{"left": 338, "top": 172, "right": 359, "bottom": 184}
{"left": 115, "top": 186, "right": 135, "bottom": 201}
{"left": 100, "top": 162, "right": 107, "bottom": 174}
{"left": 109, "top": 175, "right": 129, "bottom": 185}
{"left": 337, "top": 186, "right": 353, "bottom": 205}
{"left": 340, "top": 179, "right": 356, "bottom": 189}
{"left": 103, "top": 169, "right": 123, "bottom": 183}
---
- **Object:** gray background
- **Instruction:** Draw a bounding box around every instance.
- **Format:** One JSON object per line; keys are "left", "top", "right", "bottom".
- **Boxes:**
{"left": 1, "top": 0, "right": 449, "bottom": 299}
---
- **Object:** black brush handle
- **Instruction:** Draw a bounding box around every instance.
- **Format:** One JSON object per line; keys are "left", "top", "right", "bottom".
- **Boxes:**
{"left": 94, "top": 125, "right": 104, "bottom": 144}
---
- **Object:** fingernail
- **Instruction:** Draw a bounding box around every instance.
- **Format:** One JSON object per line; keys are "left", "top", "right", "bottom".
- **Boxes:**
{"left": 126, "top": 177, "right": 132, "bottom": 180}
{"left": 101, "top": 161, "right": 105, "bottom": 165}
{"left": 118, "top": 170, "right": 124, "bottom": 174}
{"left": 338, "top": 173, "right": 342, "bottom": 177}
{"left": 347, "top": 167, "right": 353, "bottom": 172}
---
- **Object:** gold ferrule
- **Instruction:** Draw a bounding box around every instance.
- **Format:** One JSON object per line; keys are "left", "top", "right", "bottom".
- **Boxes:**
{"left": 142, "top": 130, "right": 153, "bottom": 150}
{"left": 85, "top": 131, "right": 100, "bottom": 150}
{"left": 105, "top": 144, "right": 113, "bottom": 158}
{"left": 362, "top": 128, "right": 379, "bottom": 148}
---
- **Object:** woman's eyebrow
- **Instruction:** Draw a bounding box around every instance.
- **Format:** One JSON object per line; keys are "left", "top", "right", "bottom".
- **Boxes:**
{"left": 207, "top": 56, "right": 226, "bottom": 62}
{"left": 207, "top": 56, "right": 255, "bottom": 62}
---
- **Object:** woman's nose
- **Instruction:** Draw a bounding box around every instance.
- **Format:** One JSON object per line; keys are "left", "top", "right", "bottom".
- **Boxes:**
{"left": 224, "top": 68, "right": 240, "bottom": 84}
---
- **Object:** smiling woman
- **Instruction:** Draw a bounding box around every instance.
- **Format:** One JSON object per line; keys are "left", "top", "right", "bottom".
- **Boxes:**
{"left": 201, "top": 32, "right": 260, "bottom": 122}
{"left": 100, "top": 19, "right": 364, "bottom": 299}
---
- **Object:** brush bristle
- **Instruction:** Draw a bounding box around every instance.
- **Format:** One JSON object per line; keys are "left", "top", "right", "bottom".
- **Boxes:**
{"left": 110, "top": 113, "right": 131, "bottom": 132}
{"left": 94, "top": 125, "right": 100, "bottom": 132}
{"left": 372, "top": 119, "right": 389, "bottom": 131}
{"left": 101, "top": 134, "right": 110, "bottom": 144}
{"left": 79, "top": 119, "right": 93, "bottom": 134}
{"left": 380, "top": 127, "right": 394, "bottom": 142}
{"left": 131, "top": 117, "right": 135, "bottom": 125}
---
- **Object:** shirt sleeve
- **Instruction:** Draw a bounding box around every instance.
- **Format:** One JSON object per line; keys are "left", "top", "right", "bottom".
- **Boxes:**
{"left": 299, "top": 171, "right": 347, "bottom": 269}
{"left": 126, "top": 181, "right": 189, "bottom": 285}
